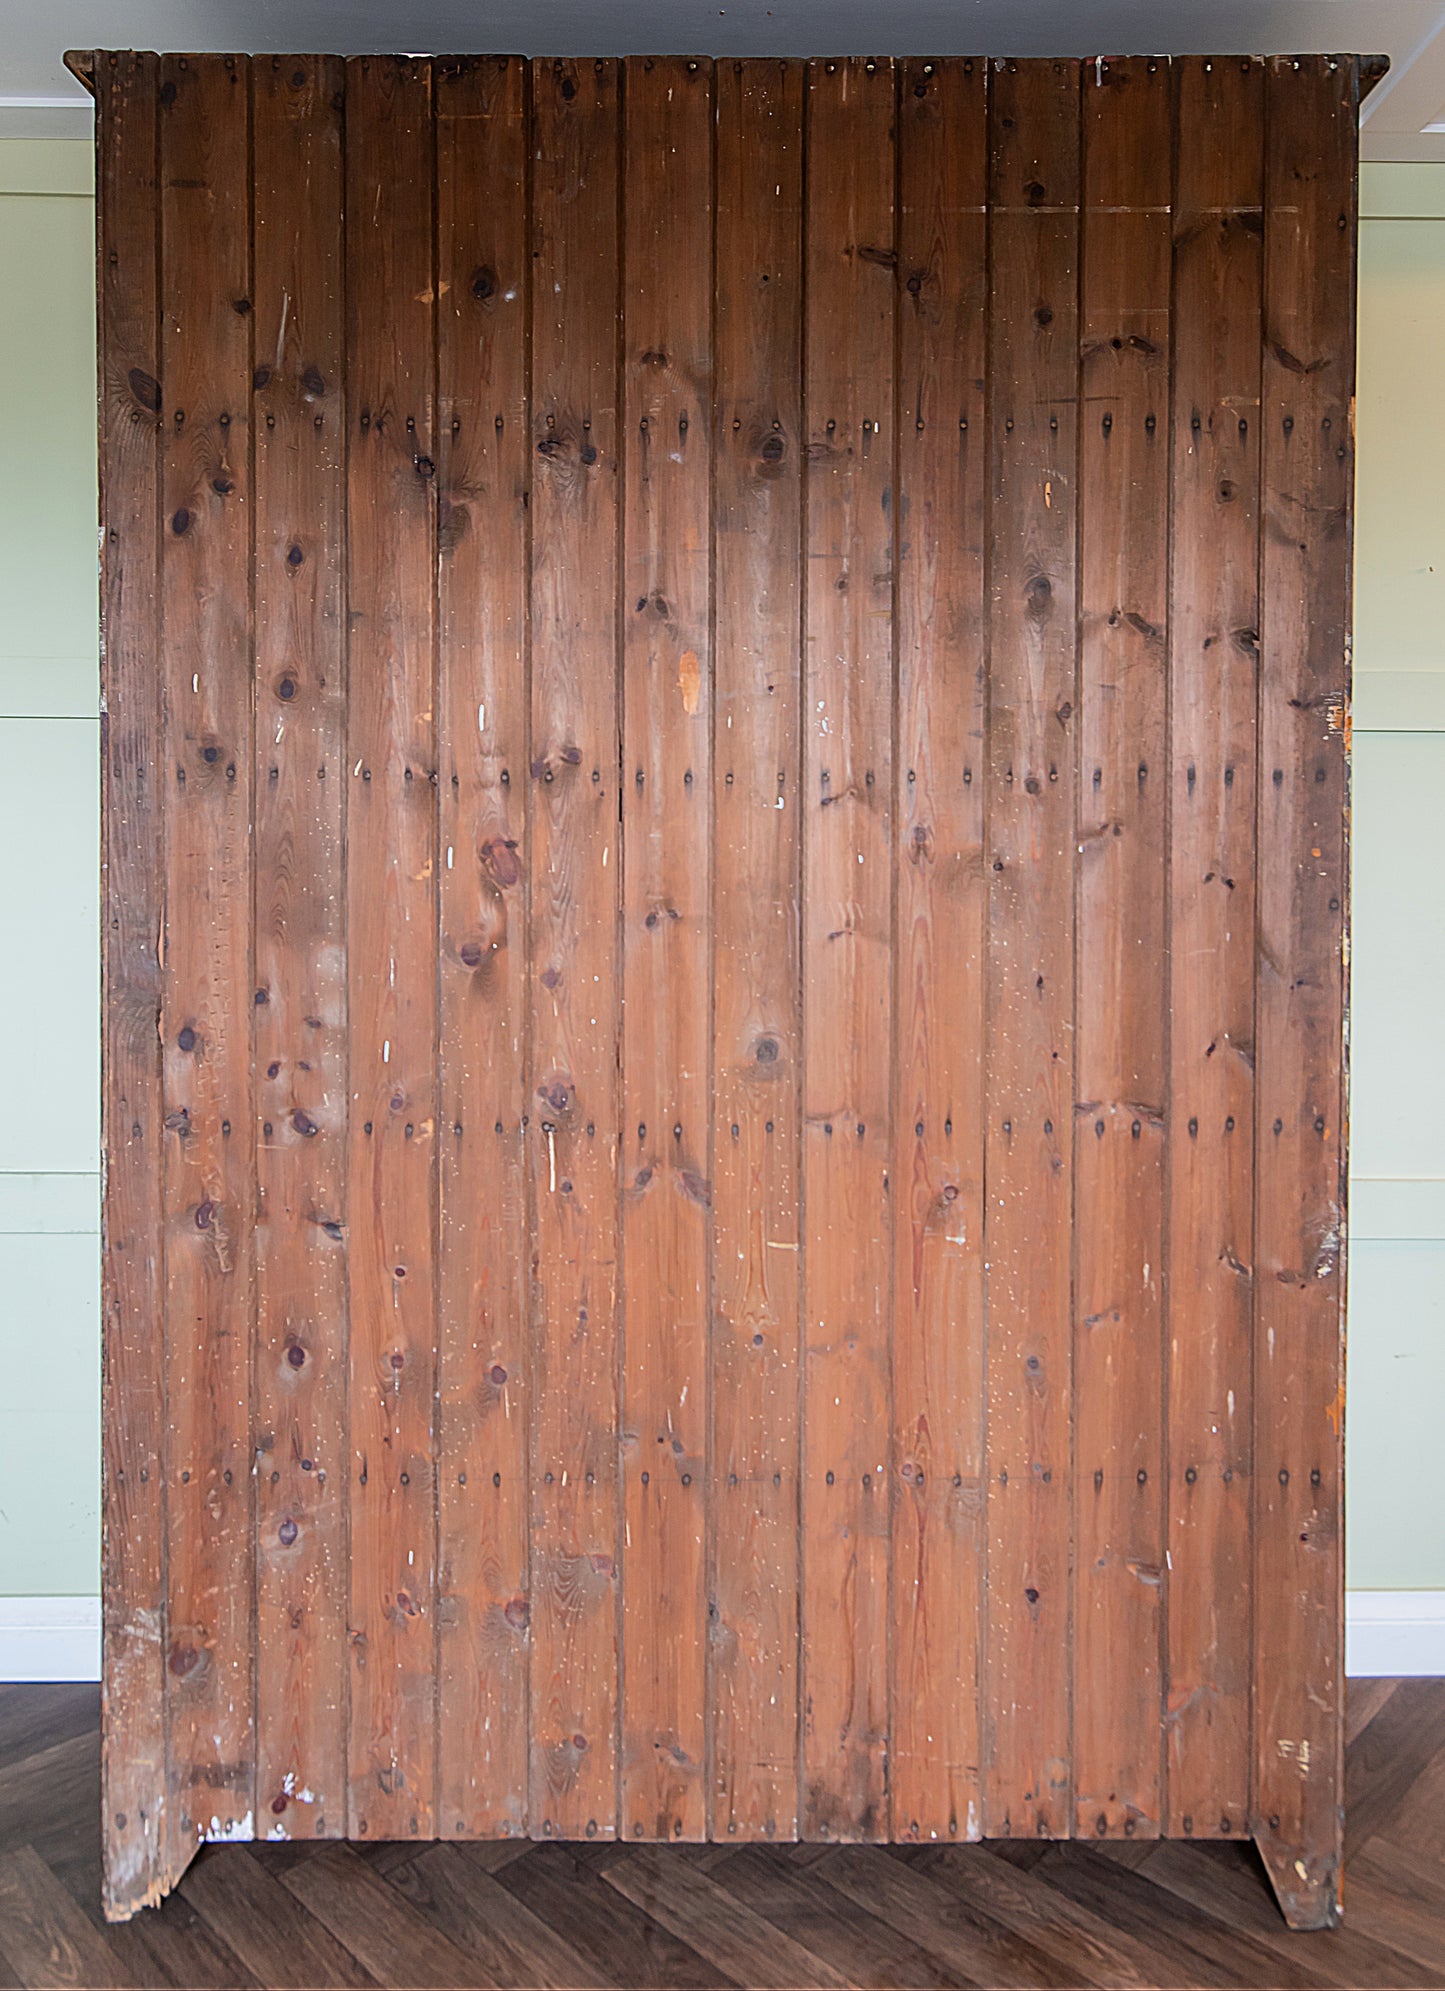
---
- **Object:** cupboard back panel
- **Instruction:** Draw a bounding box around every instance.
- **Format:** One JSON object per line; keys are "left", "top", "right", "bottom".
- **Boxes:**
{"left": 88, "top": 50, "right": 1356, "bottom": 1925}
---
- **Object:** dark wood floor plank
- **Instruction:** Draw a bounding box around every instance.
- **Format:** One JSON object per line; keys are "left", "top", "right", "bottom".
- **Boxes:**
{"left": 179, "top": 1848, "right": 377, "bottom": 1987}
{"left": 497, "top": 1843, "right": 733, "bottom": 1989}
{"left": 0, "top": 1738, "right": 99, "bottom": 1862}
{"left": 0, "top": 1690, "right": 100, "bottom": 1779}
{"left": 388, "top": 1843, "right": 598, "bottom": 1988}
{"left": 709, "top": 1845, "right": 969, "bottom": 1988}
{"left": 1346, "top": 1679, "right": 1445, "bottom": 1856}
{"left": 0, "top": 1847, "right": 123, "bottom": 1988}
{"left": 3, "top": 1687, "right": 1445, "bottom": 1985}
{"left": 1033, "top": 1843, "right": 1329, "bottom": 1988}
{"left": 601, "top": 1848, "right": 850, "bottom": 1989}
{"left": 1347, "top": 1835, "right": 1445, "bottom": 1981}
{"left": 882, "top": 1843, "right": 1165, "bottom": 1989}
{"left": 109, "top": 1891, "right": 261, "bottom": 1990}
{"left": 1347, "top": 1679, "right": 1400, "bottom": 1748}
{"left": 279, "top": 1842, "right": 483, "bottom": 1987}
{"left": 1107, "top": 1839, "right": 1438, "bottom": 1989}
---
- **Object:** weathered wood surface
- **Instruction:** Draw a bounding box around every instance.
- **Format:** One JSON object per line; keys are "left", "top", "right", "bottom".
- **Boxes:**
{"left": 435, "top": 51, "right": 531, "bottom": 1843}
{"left": 343, "top": 54, "right": 439, "bottom": 1845}
{"left": 89, "top": 51, "right": 1361, "bottom": 1927}
{"left": 527, "top": 56, "right": 622, "bottom": 1844}
{"left": 96, "top": 47, "right": 167, "bottom": 1920}
{"left": 892, "top": 53, "right": 988, "bottom": 1848}
{"left": 982, "top": 55, "right": 1079, "bottom": 1841}
{"left": 1166, "top": 54, "right": 1265, "bottom": 1842}
{"left": 252, "top": 51, "right": 348, "bottom": 1844}
{"left": 1073, "top": 54, "right": 1170, "bottom": 1841}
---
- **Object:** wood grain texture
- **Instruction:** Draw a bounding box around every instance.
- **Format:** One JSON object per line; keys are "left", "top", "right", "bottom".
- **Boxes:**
{"left": 801, "top": 55, "right": 896, "bottom": 1842}
{"left": 1251, "top": 52, "right": 1357, "bottom": 1931}
{"left": 891, "top": 53, "right": 988, "bottom": 1847}
{"left": 527, "top": 56, "right": 622, "bottom": 1841}
{"left": 710, "top": 56, "right": 804, "bottom": 1844}
{"left": 434, "top": 52, "right": 531, "bottom": 1841}
{"left": 343, "top": 54, "right": 439, "bottom": 1844}
{"left": 982, "top": 56, "right": 1080, "bottom": 1839}
{"left": 1165, "top": 54, "right": 1264, "bottom": 1841}
{"left": 95, "top": 49, "right": 171, "bottom": 1921}
{"left": 158, "top": 48, "right": 256, "bottom": 1859}
{"left": 88, "top": 51, "right": 1362, "bottom": 1914}
{"left": 620, "top": 54, "right": 713, "bottom": 1844}
{"left": 252, "top": 51, "right": 348, "bottom": 1844}
{"left": 14, "top": 1680, "right": 1445, "bottom": 1981}
{"left": 1072, "top": 54, "right": 1170, "bottom": 1841}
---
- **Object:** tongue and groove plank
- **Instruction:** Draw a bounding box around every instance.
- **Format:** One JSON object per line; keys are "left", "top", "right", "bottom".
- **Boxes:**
{"left": 1072, "top": 55, "right": 1170, "bottom": 1841}
{"left": 1251, "top": 53, "right": 1356, "bottom": 1929}
{"left": 251, "top": 52, "right": 348, "bottom": 1845}
{"left": 620, "top": 55, "right": 713, "bottom": 1845}
{"left": 158, "top": 51, "right": 256, "bottom": 1856}
{"left": 434, "top": 52, "right": 531, "bottom": 1842}
{"left": 710, "top": 55, "right": 804, "bottom": 1844}
{"left": 891, "top": 54, "right": 988, "bottom": 1848}
{"left": 982, "top": 56, "right": 1080, "bottom": 1840}
{"left": 96, "top": 50, "right": 168, "bottom": 1919}
{"left": 801, "top": 55, "right": 897, "bottom": 1842}
{"left": 343, "top": 55, "right": 439, "bottom": 1844}
{"left": 528, "top": 56, "right": 622, "bottom": 1841}
{"left": 1165, "top": 54, "right": 1264, "bottom": 1841}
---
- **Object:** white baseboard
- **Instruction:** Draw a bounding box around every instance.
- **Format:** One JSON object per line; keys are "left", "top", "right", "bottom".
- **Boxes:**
{"left": 1, "top": 1592, "right": 1441, "bottom": 1684}
{"left": 0, "top": 1596, "right": 99, "bottom": 1682}
{"left": 1347, "top": 1591, "right": 1445, "bottom": 1677}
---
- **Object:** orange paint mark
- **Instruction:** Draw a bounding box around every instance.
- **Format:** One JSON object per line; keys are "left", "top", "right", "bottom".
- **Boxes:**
{"left": 678, "top": 649, "right": 701, "bottom": 715}
{"left": 1325, "top": 1378, "right": 1345, "bottom": 1437}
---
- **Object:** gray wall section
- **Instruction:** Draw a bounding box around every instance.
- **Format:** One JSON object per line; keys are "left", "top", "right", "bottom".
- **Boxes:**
{"left": 0, "top": 141, "right": 1438, "bottom": 1600}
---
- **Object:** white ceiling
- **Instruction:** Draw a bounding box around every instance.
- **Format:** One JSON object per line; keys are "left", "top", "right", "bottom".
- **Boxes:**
{"left": 1, "top": 0, "right": 1443, "bottom": 158}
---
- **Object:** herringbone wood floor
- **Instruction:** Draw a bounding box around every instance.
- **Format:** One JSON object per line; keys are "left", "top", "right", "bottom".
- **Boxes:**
{"left": 1, "top": 1679, "right": 1442, "bottom": 1986}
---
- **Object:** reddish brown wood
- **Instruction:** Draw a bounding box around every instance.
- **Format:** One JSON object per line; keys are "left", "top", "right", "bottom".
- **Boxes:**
{"left": 88, "top": 50, "right": 1362, "bottom": 1921}
{"left": 620, "top": 54, "right": 713, "bottom": 1844}
{"left": 1251, "top": 52, "right": 1357, "bottom": 1932}
{"left": 710, "top": 56, "right": 804, "bottom": 1843}
{"left": 343, "top": 54, "right": 439, "bottom": 1844}
{"left": 892, "top": 53, "right": 988, "bottom": 1847}
{"left": 1165, "top": 54, "right": 1264, "bottom": 1841}
{"left": 1073, "top": 54, "right": 1170, "bottom": 1841}
{"left": 527, "top": 56, "right": 622, "bottom": 1841}
{"left": 982, "top": 56, "right": 1080, "bottom": 1840}
{"left": 158, "top": 48, "right": 256, "bottom": 1859}
{"left": 96, "top": 48, "right": 170, "bottom": 1921}
{"left": 801, "top": 55, "right": 896, "bottom": 1842}
{"left": 434, "top": 52, "right": 531, "bottom": 1842}
{"left": 251, "top": 51, "right": 348, "bottom": 1844}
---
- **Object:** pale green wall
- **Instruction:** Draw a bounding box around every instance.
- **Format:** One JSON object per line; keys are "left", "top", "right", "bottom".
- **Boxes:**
{"left": 0, "top": 139, "right": 100, "bottom": 1598}
{"left": 0, "top": 140, "right": 1437, "bottom": 1603}
{"left": 1348, "top": 163, "right": 1445, "bottom": 1593}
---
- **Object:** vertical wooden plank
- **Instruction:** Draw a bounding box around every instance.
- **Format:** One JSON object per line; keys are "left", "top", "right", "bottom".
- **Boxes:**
{"left": 1252, "top": 53, "right": 1356, "bottom": 1931}
{"left": 710, "top": 55, "right": 804, "bottom": 1847}
{"left": 434, "top": 53, "right": 530, "bottom": 1843}
{"left": 982, "top": 56, "right": 1079, "bottom": 1840}
{"left": 891, "top": 54, "right": 988, "bottom": 1847}
{"left": 97, "top": 48, "right": 173, "bottom": 1919}
{"left": 802, "top": 55, "right": 895, "bottom": 1842}
{"left": 620, "top": 55, "right": 713, "bottom": 1845}
{"left": 528, "top": 56, "right": 621, "bottom": 1842}
{"left": 1073, "top": 55, "right": 1170, "bottom": 1841}
{"left": 344, "top": 54, "right": 438, "bottom": 1844}
{"left": 1165, "top": 54, "right": 1263, "bottom": 1840}
{"left": 159, "top": 50, "right": 255, "bottom": 1852}
{"left": 252, "top": 51, "right": 347, "bottom": 1842}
